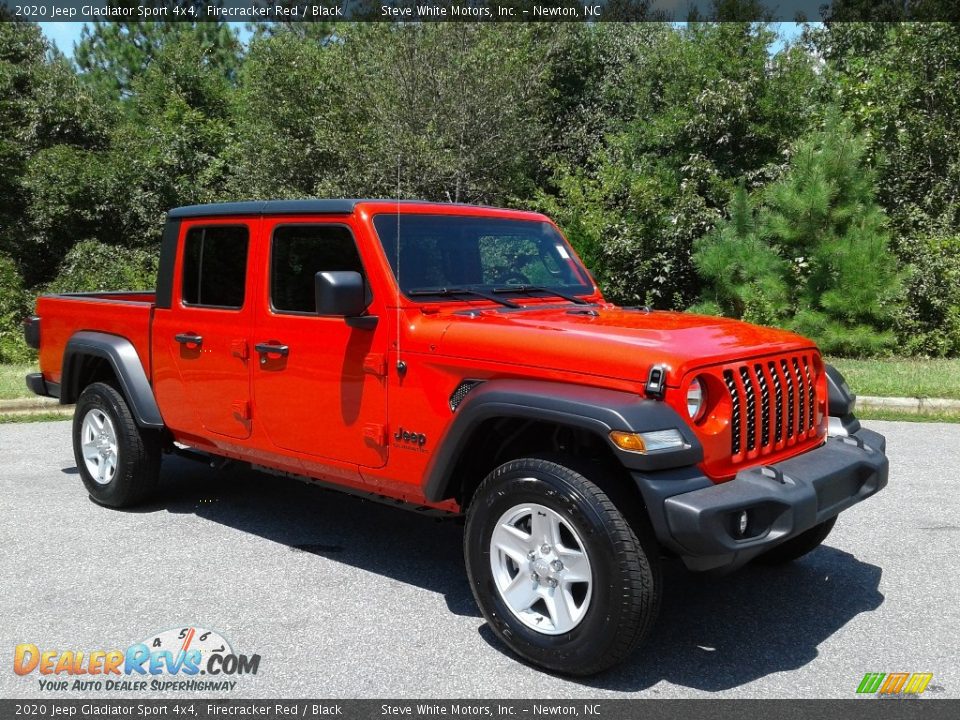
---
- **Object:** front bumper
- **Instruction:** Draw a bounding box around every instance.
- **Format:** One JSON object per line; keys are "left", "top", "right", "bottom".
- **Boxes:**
{"left": 632, "top": 427, "right": 888, "bottom": 571}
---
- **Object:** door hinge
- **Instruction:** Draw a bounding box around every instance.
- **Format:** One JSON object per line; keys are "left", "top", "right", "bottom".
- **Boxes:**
{"left": 363, "top": 423, "right": 386, "bottom": 446}
{"left": 231, "top": 339, "right": 249, "bottom": 360}
{"left": 363, "top": 353, "right": 387, "bottom": 377}
{"left": 232, "top": 401, "right": 251, "bottom": 421}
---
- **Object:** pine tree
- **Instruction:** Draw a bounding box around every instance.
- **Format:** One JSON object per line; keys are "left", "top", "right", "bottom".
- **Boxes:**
{"left": 690, "top": 187, "right": 790, "bottom": 326}
{"left": 693, "top": 119, "right": 904, "bottom": 356}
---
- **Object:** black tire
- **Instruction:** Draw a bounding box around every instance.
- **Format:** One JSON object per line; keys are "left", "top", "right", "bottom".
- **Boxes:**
{"left": 72, "top": 382, "right": 161, "bottom": 508}
{"left": 464, "top": 456, "right": 660, "bottom": 676}
{"left": 754, "top": 516, "right": 837, "bottom": 565}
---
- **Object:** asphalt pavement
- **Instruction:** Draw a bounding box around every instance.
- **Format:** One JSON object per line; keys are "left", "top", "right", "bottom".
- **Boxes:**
{"left": 1, "top": 419, "right": 957, "bottom": 699}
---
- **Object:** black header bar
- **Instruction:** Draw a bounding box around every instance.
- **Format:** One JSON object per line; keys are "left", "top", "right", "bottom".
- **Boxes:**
{"left": 2, "top": 0, "right": 960, "bottom": 23}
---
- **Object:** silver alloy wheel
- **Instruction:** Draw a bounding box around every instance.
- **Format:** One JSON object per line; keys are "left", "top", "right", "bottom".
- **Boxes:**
{"left": 489, "top": 499, "right": 593, "bottom": 635}
{"left": 80, "top": 408, "right": 119, "bottom": 485}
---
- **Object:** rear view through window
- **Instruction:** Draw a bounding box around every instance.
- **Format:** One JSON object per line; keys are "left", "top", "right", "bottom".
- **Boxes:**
{"left": 181, "top": 226, "right": 249, "bottom": 309}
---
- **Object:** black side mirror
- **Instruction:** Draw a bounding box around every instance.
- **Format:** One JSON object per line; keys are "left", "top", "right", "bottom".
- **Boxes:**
{"left": 315, "top": 271, "right": 367, "bottom": 318}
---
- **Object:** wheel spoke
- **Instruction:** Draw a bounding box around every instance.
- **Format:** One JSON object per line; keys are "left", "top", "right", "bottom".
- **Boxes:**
{"left": 530, "top": 509, "right": 552, "bottom": 545}
{"left": 96, "top": 457, "right": 107, "bottom": 482}
{"left": 492, "top": 523, "right": 532, "bottom": 563}
{"left": 501, "top": 572, "right": 539, "bottom": 613}
{"left": 89, "top": 412, "right": 104, "bottom": 432}
{"left": 102, "top": 418, "right": 117, "bottom": 444}
{"left": 82, "top": 442, "right": 100, "bottom": 460}
{"left": 544, "top": 588, "right": 575, "bottom": 632}
{"left": 559, "top": 549, "right": 591, "bottom": 583}
{"left": 103, "top": 454, "right": 116, "bottom": 480}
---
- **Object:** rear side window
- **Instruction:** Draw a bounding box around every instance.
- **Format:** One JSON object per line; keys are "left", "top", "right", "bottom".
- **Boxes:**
{"left": 271, "top": 225, "right": 364, "bottom": 314}
{"left": 181, "top": 226, "right": 249, "bottom": 309}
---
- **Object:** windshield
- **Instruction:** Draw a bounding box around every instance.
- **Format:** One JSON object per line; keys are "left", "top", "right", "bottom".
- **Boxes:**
{"left": 372, "top": 214, "right": 593, "bottom": 300}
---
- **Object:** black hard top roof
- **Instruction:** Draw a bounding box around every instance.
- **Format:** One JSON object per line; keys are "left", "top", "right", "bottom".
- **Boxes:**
{"left": 166, "top": 199, "right": 504, "bottom": 219}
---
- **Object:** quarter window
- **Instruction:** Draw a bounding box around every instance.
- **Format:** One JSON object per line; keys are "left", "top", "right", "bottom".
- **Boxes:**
{"left": 181, "top": 226, "right": 249, "bottom": 309}
{"left": 271, "top": 225, "right": 364, "bottom": 314}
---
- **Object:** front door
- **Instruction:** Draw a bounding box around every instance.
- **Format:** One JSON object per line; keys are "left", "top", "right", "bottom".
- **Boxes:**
{"left": 251, "top": 219, "right": 388, "bottom": 468}
{"left": 155, "top": 219, "right": 256, "bottom": 440}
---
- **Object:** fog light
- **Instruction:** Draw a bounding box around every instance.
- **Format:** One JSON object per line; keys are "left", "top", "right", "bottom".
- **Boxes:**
{"left": 735, "top": 510, "right": 749, "bottom": 537}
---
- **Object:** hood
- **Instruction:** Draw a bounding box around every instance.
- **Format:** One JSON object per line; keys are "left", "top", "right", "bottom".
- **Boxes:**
{"left": 431, "top": 304, "right": 817, "bottom": 386}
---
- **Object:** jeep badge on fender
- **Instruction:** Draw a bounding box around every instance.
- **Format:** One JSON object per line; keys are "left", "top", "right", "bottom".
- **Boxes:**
{"left": 25, "top": 199, "right": 887, "bottom": 676}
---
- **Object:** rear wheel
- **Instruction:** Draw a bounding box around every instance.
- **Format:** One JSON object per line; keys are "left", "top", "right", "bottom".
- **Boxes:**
{"left": 464, "top": 456, "right": 660, "bottom": 676}
{"left": 754, "top": 516, "right": 837, "bottom": 565}
{"left": 73, "top": 382, "right": 161, "bottom": 508}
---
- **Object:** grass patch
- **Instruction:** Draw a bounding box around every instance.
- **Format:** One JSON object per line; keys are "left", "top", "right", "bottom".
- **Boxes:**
{"left": 857, "top": 408, "right": 960, "bottom": 423}
{"left": 0, "top": 363, "right": 36, "bottom": 400}
{"left": 825, "top": 357, "right": 960, "bottom": 400}
{"left": 0, "top": 412, "right": 72, "bottom": 424}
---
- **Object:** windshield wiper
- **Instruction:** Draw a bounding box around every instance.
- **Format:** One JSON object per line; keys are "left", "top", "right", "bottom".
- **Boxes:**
{"left": 492, "top": 284, "right": 589, "bottom": 305}
{"left": 407, "top": 287, "right": 520, "bottom": 309}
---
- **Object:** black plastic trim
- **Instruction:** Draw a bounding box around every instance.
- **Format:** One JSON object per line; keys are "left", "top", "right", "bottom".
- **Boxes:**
{"left": 61, "top": 331, "right": 164, "bottom": 429}
{"left": 168, "top": 199, "right": 362, "bottom": 219}
{"left": 25, "top": 373, "right": 59, "bottom": 399}
{"left": 632, "top": 427, "right": 888, "bottom": 571}
{"left": 825, "top": 363, "right": 857, "bottom": 417}
{"left": 166, "top": 199, "right": 518, "bottom": 220}
{"left": 422, "top": 379, "right": 703, "bottom": 503}
{"left": 155, "top": 219, "right": 180, "bottom": 310}
{"left": 23, "top": 316, "right": 40, "bottom": 350}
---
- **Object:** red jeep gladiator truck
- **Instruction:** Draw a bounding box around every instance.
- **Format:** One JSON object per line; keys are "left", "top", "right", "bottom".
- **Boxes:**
{"left": 24, "top": 199, "right": 887, "bottom": 675}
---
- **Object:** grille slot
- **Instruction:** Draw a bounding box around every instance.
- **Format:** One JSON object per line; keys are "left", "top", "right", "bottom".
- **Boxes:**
{"left": 722, "top": 354, "right": 819, "bottom": 462}
{"left": 781, "top": 359, "right": 796, "bottom": 439}
{"left": 723, "top": 370, "right": 741, "bottom": 456}
{"left": 755, "top": 364, "right": 771, "bottom": 447}
{"left": 769, "top": 361, "right": 783, "bottom": 444}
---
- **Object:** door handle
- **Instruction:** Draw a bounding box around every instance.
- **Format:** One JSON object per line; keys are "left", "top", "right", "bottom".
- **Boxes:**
{"left": 174, "top": 332, "right": 203, "bottom": 346}
{"left": 255, "top": 342, "right": 289, "bottom": 357}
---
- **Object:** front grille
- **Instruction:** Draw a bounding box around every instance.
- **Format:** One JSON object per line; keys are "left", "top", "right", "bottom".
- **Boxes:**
{"left": 722, "top": 353, "right": 819, "bottom": 462}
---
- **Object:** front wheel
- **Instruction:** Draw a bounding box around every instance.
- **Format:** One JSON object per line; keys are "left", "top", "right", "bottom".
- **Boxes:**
{"left": 464, "top": 457, "right": 660, "bottom": 676}
{"left": 73, "top": 382, "right": 161, "bottom": 508}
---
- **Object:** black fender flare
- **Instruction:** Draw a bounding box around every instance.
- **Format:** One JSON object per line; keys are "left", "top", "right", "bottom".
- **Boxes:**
{"left": 61, "top": 331, "right": 164, "bottom": 429}
{"left": 422, "top": 379, "right": 703, "bottom": 503}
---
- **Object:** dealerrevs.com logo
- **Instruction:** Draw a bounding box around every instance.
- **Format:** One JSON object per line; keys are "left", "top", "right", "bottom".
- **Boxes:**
{"left": 14, "top": 626, "right": 260, "bottom": 693}
{"left": 856, "top": 672, "right": 934, "bottom": 696}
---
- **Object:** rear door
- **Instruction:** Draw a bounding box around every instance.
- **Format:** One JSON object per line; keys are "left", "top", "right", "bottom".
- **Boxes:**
{"left": 153, "top": 218, "right": 257, "bottom": 439}
{"left": 251, "top": 218, "right": 388, "bottom": 468}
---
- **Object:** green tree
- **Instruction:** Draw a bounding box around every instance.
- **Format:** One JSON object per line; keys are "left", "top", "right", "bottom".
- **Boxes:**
{"left": 693, "top": 121, "right": 904, "bottom": 356}
{"left": 543, "top": 23, "right": 821, "bottom": 307}
{"left": 0, "top": 254, "right": 32, "bottom": 363}
{"left": 228, "top": 23, "right": 558, "bottom": 204}
{"left": 0, "top": 23, "right": 108, "bottom": 286}
{"left": 810, "top": 23, "right": 960, "bottom": 354}
{"left": 44, "top": 240, "right": 158, "bottom": 293}
{"left": 75, "top": 21, "right": 241, "bottom": 100}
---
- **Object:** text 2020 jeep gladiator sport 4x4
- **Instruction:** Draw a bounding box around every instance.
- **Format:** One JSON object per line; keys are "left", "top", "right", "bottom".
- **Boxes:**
{"left": 25, "top": 200, "right": 887, "bottom": 675}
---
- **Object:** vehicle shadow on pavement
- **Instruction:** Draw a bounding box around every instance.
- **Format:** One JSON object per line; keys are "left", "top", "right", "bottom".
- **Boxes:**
{"left": 127, "top": 455, "right": 481, "bottom": 618}
{"left": 540, "top": 547, "right": 885, "bottom": 692}
{"left": 97, "top": 455, "right": 884, "bottom": 691}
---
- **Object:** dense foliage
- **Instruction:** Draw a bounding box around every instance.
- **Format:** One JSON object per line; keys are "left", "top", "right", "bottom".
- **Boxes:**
{"left": 0, "top": 20, "right": 958, "bottom": 361}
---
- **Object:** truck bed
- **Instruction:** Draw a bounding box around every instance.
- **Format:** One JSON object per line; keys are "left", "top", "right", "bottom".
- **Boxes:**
{"left": 34, "top": 292, "right": 156, "bottom": 391}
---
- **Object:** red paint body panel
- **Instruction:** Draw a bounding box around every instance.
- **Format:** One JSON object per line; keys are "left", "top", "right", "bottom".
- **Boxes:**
{"left": 33, "top": 202, "right": 828, "bottom": 509}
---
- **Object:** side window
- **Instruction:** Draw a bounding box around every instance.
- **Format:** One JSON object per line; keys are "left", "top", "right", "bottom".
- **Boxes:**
{"left": 271, "top": 225, "right": 364, "bottom": 314}
{"left": 181, "top": 226, "right": 249, "bottom": 309}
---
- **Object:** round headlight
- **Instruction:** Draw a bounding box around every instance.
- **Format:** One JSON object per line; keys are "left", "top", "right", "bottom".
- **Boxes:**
{"left": 687, "top": 377, "right": 706, "bottom": 421}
